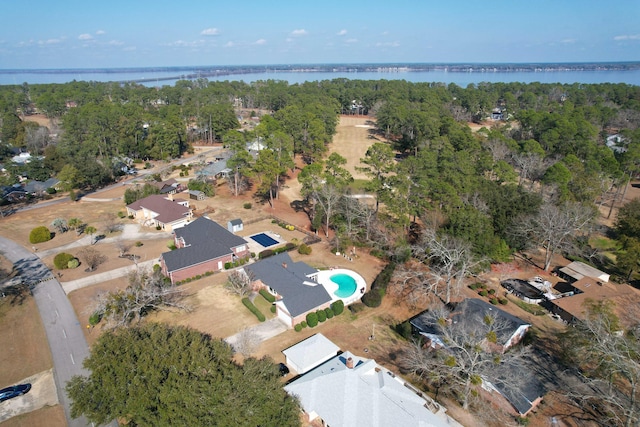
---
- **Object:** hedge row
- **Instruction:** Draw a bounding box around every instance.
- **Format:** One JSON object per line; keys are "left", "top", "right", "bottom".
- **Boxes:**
{"left": 258, "top": 242, "right": 297, "bottom": 259}
{"left": 362, "top": 262, "right": 396, "bottom": 308}
{"left": 259, "top": 289, "right": 276, "bottom": 303}
{"left": 242, "top": 297, "right": 266, "bottom": 322}
{"left": 174, "top": 270, "right": 214, "bottom": 285}
{"left": 297, "top": 303, "right": 345, "bottom": 331}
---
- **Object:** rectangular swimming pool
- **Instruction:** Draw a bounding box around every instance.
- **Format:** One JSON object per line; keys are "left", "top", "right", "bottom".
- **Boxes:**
{"left": 249, "top": 233, "right": 279, "bottom": 247}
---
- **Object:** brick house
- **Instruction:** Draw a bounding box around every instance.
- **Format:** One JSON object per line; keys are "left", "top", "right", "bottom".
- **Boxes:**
{"left": 126, "top": 194, "right": 192, "bottom": 232}
{"left": 160, "top": 216, "right": 249, "bottom": 283}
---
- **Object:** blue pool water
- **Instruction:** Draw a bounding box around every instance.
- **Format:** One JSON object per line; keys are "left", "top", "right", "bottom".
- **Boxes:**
{"left": 331, "top": 274, "right": 357, "bottom": 298}
{"left": 250, "top": 233, "right": 279, "bottom": 247}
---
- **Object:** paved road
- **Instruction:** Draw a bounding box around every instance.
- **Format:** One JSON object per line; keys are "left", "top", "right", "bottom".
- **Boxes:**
{"left": 0, "top": 237, "right": 90, "bottom": 427}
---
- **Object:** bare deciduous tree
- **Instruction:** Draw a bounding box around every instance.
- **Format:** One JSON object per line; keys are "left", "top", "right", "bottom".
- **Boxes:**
{"left": 412, "top": 229, "right": 481, "bottom": 303}
{"left": 401, "top": 302, "right": 531, "bottom": 411}
{"left": 232, "top": 327, "right": 261, "bottom": 357}
{"left": 101, "top": 212, "right": 121, "bottom": 234}
{"left": 114, "top": 238, "right": 133, "bottom": 257}
{"left": 225, "top": 270, "right": 255, "bottom": 296}
{"left": 94, "top": 268, "right": 189, "bottom": 328}
{"left": 78, "top": 247, "right": 107, "bottom": 272}
{"left": 562, "top": 300, "right": 640, "bottom": 427}
{"left": 512, "top": 201, "right": 596, "bottom": 271}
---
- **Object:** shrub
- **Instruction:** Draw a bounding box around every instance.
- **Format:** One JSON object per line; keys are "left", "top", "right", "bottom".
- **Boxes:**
{"left": 478, "top": 290, "right": 488, "bottom": 297}
{"left": 325, "top": 307, "right": 334, "bottom": 319}
{"left": 153, "top": 264, "right": 162, "bottom": 273}
{"left": 243, "top": 202, "right": 252, "bottom": 209}
{"left": 362, "top": 289, "right": 383, "bottom": 308}
{"left": 294, "top": 324, "right": 302, "bottom": 332}
{"left": 128, "top": 215, "right": 134, "bottom": 219}
{"left": 284, "top": 242, "right": 296, "bottom": 251}
{"left": 499, "top": 298, "right": 508, "bottom": 305}
{"left": 298, "top": 243, "right": 312, "bottom": 255}
{"left": 54, "top": 252, "right": 75, "bottom": 269}
{"left": 224, "top": 262, "right": 233, "bottom": 270}
{"left": 135, "top": 241, "right": 143, "bottom": 247}
{"left": 270, "top": 305, "right": 276, "bottom": 313}
{"left": 259, "top": 289, "right": 276, "bottom": 303}
{"left": 317, "top": 309, "right": 327, "bottom": 322}
{"left": 349, "top": 303, "right": 365, "bottom": 313}
{"left": 69, "top": 190, "right": 78, "bottom": 201}
{"left": 488, "top": 289, "right": 496, "bottom": 295}
{"left": 167, "top": 242, "right": 177, "bottom": 250}
{"left": 258, "top": 249, "right": 274, "bottom": 259}
{"left": 46, "top": 187, "right": 57, "bottom": 195}
{"left": 490, "top": 298, "right": 498, "bottom": 305}
{"left": 301, "top": 321, "right": 307, "bottom": 328}
{"left": 241, "top": 298, "right": 265, "bottom": 322}
{"left": 395, "top": 321, "right": 413, "bottom": 339}
{"left": 88, "top": 312, "right": 102, "bottom": 326}
{"left": 306, "top": 311, "right": 318, "bottom": 327}
{"left": 67, "top": 258, "right": 79, "bottom": 269}
{"left": 117, "top": 211, "right": 126, "bottom": 218}
{"left": 331, "top": 300, "right": 344, "bottom": 315}
{"left": 29, "top": 226, "right": 52, "bottom": 244}
{"left": 156, "top": 225, "right": 162, "bottom": 230}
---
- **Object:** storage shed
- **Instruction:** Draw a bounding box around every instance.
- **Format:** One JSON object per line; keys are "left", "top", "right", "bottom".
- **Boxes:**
{"left": 188, "top": 190, "right": 205, "bottom": 201}
{"left": 227, "top": 218, "right": 243, "bottom": 233}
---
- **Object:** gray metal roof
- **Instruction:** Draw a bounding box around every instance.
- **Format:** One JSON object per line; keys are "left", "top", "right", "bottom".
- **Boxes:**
{"left": 244, "top": 253, "right": 331, "bottom": 317}
{"left": 162, "top": 240, "right": 233, "bottom": 272}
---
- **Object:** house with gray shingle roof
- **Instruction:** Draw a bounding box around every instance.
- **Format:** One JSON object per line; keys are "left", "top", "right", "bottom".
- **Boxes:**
{"left": 243, "top": 252, "right": 332, "bottom": 327}
{"left": 126, "top": 194, "right": 192, "bottom": 232}
{"left": 160, "top": 216, "right": 249, "bottom": 283}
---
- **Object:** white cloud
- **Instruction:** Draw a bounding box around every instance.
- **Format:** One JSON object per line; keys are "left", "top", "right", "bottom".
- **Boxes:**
{"left": 96, "top": 30, "right": 106, "bottom": 35}
{"left": 337, "top": 29, "right": 347, "bottom": 36}
{"left": 290, "top": 29, "right": 307, "bottom": 37}
{"left": 123, "top": 46, "right": 136, "bottom": 51}
{"left": 345, "top": 38, "right": 358, "bottom": 44}
{"left": 166, "top": 40, "right": 204, "bottom": 47}
{"left": 381, "top": 30, "right": 389, "bottom": 36}
{"left": 78, "top": 33, "right": 93, "bottom": 40}
{"left": 40, "top": 38, "right": 63, "bottom": 45}
{"left": 561, "top": 38, "right": 576, "bottom": 44}
{"left": 254, "top": 39, "right": 267, "bottom": 45}
{"left": 201, "top": 28, "right": 220, "bottom": 36}
{"left": 108, "top": 40, "right": 124, "bottom": 46}
{"left": 375, "top": 41, "right": 400, "bottom": 47}
{"left": 224, "top": 41, "right": 235, "bottom": 48}
{"left": 614, "top": 34, "right": 640, "bottom": 41}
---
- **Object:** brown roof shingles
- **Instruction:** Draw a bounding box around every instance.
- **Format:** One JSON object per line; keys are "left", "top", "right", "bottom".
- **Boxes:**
{"left": 127, "top": 195, "right": 191, "bottom": 225}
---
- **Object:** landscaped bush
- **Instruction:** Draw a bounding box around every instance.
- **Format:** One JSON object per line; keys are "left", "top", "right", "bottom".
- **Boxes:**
{"left": 349, "top": 302, "right": 365, "bottom": 313}
{"left": 488, "top": 289, "right": 496, "bottom": 295}
{"left": 317, "top": 309, "right": 327, "bottom": 322}
{"left": 241, "top": 298, "right": 265, "bottom": 322}
{"left": 258, "top": 249, "right": 274, "bottom": 259}
{"left": 306, "top": 311, "right": 318, "bottom": 327}
{"left": 270, "top": 305, "right": 276, "bottom": 313}
{"left": 294, "top": 324, "right": 302, "bottom": 332}
{"left": 54, "top": 252, "right": 75, "bottom": 269}
{"left": 243, "top": 202, "right": 252, "bottom": 209}
{"left": 117, "top": 211, "right": 126, "bottom": 218}
{"left": 224, "top": 262, "right": 233, "bottom": 270}
{"left": 362, "top": 288, "right": 383, "bottom": 308}
{"left": 301, "top": 321, "right": 307, "bottom": 328}
{"left": 284, "top": 242, "right": 296, "bottom": 251}
{"left": 478, "top": 290, "right": 488, "bottom": 296}
{"left": 259, "top": 289, "right": 276, "bottom": 303}
{"left": 325, "top": 307, "right": 334, "bottom": 319}
{"left": 29, "top": 226, "right": 52, "bottom": 244}
{"left": 46, "top": 187, "right": 57, "bottom": 195}
{"left": 331, "top": 300, "right": 344, "bottom": 315}
{"left": 67, "top": 258, "right": 79, "bottom": 269}
{"left": 297, "top": 244, "right": 312, "bottom": 255}
{"left": 394, "top": 321, "right": 413, "bottom": 339}
{"left": 490, "top": 298, "right": 498, "bottom": 305}
{"left": 135, "top": 241, "right": 143, "bottom": 247}
{"left": 88, "top": 312, "right": 102, "bottom": 326}
{"left": 499, "top": 298, "right": 508, "bottom": 305}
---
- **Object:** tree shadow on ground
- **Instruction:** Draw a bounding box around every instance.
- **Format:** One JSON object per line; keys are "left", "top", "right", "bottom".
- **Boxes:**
{"left": 0, "top": 282, "right": 33, "bottom": 306}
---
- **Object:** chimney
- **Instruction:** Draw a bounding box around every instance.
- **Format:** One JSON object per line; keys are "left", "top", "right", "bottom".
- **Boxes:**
{"left": 282, "top": 262, "right": 287, "bottom": 269}
{"left": 167, "top": 193, "right": 173, "bottom": 201}
{"left": 346, "top": 357, "right": 354, "bottom": 369}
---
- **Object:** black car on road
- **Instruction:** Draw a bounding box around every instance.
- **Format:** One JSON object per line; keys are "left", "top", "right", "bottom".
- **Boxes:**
{"left": 0, "top": 384, "right": 31, "bottom": 402}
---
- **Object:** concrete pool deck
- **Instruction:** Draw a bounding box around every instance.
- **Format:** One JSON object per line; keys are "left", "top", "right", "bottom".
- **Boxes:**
{"left": 316, "top": 268, "right": 366, "bottom": 305}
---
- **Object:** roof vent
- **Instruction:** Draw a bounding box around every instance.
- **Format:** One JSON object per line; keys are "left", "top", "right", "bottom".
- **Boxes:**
{"left": 346, "top": 357, "right": 354, "bottom": 369}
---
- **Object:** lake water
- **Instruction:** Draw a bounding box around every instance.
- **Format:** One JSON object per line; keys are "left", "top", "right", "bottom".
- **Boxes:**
{"left": 2, "top": 67, "right": 640, "bottom": 87}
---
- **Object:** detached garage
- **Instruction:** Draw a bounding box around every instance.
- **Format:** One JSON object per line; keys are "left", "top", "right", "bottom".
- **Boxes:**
{"left": 282, "top": 333, "right": 340, "bottom": 375}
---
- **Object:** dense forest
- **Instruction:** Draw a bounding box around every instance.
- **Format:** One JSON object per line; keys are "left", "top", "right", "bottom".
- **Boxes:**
{"left": 1, "top": 78, "right": 640, "bottom": 270}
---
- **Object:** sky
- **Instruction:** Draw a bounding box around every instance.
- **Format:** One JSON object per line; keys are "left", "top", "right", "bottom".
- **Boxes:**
{"left": 1, "top": 0, "right": 639, "bottom": 69}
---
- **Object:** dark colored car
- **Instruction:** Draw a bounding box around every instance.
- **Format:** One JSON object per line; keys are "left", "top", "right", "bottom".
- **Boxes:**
{"left": 0, "top": 384, "right": 31, "bottom": 402}
{"left": 278, "top": 363, "right": 290, "bottom": 376}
